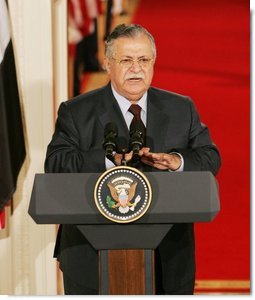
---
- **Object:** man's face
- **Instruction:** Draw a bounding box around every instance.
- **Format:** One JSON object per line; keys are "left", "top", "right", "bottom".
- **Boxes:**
{"left": 104, "top": 34, "right": 155, "bottom": 103}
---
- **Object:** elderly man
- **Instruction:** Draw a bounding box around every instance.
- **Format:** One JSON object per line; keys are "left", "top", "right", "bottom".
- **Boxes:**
{"left": 45, "top": 23, "right": 221, "bottom": 295}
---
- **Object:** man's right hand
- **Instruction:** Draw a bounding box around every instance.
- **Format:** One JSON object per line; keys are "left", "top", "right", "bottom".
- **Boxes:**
{"left": 114, "top": 151, "right": 133, "bottom": 166}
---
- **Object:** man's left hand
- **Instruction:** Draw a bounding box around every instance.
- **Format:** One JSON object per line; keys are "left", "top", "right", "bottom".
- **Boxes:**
{"left": 139, "top": 147, "right": 181, "bottom": 171}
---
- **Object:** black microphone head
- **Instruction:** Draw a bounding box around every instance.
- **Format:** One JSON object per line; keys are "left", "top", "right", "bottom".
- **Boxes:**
{"left": 104, "top": 122, "right": 118, "bottom": 137}
{"left": 103, "top": 122, "right": 118, "bottom": 157}
{"left": 129, "top": 121, "right": 145, "bottom": 157}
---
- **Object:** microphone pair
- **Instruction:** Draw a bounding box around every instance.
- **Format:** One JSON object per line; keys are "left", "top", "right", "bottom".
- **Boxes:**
{"left": 102, "top": 122, "right": 145, "bottom": 164}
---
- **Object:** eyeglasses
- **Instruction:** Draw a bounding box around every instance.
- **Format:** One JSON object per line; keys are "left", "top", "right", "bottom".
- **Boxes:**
{"left": 111, "top": 57, "right": 154, "bottom": 69}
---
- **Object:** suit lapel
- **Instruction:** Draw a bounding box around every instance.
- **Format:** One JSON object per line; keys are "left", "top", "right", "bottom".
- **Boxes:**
{"left": 99, "top": 84, "right": 130, "bottom": 150}
{"left": 146, "top": 91, "right": 170, "bottom": 152}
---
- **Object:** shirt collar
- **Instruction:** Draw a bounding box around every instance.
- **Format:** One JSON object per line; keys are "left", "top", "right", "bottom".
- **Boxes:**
{"left": 111, "top": 83, "right": 147, "bottom": 115}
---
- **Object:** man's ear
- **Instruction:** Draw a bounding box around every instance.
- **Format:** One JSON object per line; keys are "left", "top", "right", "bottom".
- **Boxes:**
{"left": 103, "top": 57, "right": 111, "bottom": 74}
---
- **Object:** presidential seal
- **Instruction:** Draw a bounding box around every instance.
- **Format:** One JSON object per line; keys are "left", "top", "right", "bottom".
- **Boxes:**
{"left": 94, "top": 166, "right": 152, "bottom": 223}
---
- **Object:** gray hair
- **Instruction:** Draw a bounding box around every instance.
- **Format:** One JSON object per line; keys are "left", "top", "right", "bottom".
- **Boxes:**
{"left": 105, "top": 24, "right": 157, "bottom": 59}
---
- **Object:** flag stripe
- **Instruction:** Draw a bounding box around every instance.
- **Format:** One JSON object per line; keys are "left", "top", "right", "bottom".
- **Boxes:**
{"left": 0, "top": 208, "right": 5, "bottom": 229}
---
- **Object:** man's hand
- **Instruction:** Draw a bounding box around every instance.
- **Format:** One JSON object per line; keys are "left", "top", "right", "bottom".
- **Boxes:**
{"left": 114, "top": 151, "right": 133, "bottom": 166}
{"left": 139, "top": 147, "right": 182, "bottom": 171}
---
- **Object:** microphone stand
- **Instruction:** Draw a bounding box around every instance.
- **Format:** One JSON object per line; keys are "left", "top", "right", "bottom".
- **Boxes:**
{"left": 120, "top": 148, "right": 128, "bottom": 166}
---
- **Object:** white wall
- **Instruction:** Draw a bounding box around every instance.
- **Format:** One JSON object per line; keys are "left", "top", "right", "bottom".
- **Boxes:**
{"left": 0, "top": 0, "right": 67, "bottom": 295}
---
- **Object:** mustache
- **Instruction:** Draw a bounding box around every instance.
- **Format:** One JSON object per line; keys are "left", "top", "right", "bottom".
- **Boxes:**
{"left": 124, "top": 73, "right": 145, "bottom": 80}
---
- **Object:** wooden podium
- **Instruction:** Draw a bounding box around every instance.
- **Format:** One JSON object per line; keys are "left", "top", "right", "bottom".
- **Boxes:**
{"left": 29, "top": 171, "right": 220, "bottom": 295}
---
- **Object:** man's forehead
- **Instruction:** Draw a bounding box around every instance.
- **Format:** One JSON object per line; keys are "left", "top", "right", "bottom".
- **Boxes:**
{"left": 112, "top": 35, "right": 153, "bottom": 55}
{"left": 114, "top": 34, "right": 151, "bottom": 44}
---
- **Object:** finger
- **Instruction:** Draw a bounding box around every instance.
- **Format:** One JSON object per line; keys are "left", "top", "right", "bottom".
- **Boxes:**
{"left": 151, "top": 163, "right": 168, "bottom": 170}
{"left": 141, "top": 147, "right": 150, "bottom": 153}
{"left": 125, "top": 151, "right": 133, "bottom": 161}
{"left": 141, "top": 157, "right": 154, "bottom": 166}
{"left": 150, "top": 153, "right": 165, "bottom": 160}
{"left": 139, "top": 147, "right": 150, "bottom": 156}
{"left": 141, "top": 157, "right": 169, "bottom": 170}
{"left": 142, "top": 152, "right": 155, "bottom": 158}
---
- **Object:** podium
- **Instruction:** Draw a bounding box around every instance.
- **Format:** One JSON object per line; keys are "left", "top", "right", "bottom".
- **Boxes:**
{"left": 29, "top": 171, "right": 220, "bottom": 295}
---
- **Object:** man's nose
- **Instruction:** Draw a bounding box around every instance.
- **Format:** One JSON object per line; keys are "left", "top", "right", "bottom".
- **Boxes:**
{"left": 130, "top": 60, "right": 142, "bottom": 71}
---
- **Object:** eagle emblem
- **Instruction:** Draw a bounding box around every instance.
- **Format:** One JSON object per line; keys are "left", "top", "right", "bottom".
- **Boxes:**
{"left": 94, "top": 166, "right": 152, "bottom": 223}
{"left": 107, "top": 176, "right": 141, "bottom": 214}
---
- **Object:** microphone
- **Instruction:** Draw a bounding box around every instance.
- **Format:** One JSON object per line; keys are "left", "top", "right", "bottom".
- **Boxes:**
{"left": 103, "top": 122, "right": 118, "bottom": 161}
{"left": 129, "top": 121, "right": 145, "bottom": 163}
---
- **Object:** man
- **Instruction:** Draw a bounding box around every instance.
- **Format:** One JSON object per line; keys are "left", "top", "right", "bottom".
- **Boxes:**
{"left": 45, "top": 24, "right": 221, "bottom": 295}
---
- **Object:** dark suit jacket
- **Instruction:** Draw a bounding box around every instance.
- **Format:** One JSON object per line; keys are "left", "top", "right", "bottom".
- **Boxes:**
{"left": 44, "top": 83, "right": 221, "bottom": 292}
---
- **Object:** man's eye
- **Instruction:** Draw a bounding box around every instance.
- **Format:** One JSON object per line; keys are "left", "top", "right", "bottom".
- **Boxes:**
{"left": 120, "top": 59, "right": 133, "bottom": 64}
{"left": 139, "top": 58, "right": 150, "bottom": 63}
